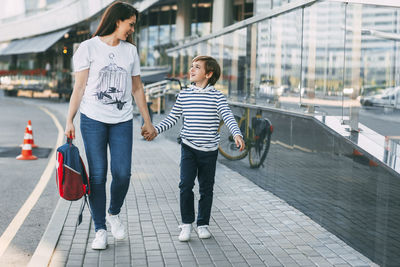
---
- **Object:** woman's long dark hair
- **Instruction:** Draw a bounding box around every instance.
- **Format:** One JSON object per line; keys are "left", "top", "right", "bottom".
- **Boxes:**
{"left": 93, "top": 1, "right": 138, "bottom": 44}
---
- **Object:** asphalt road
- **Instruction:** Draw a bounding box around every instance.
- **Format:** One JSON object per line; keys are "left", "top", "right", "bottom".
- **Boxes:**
{"left": 0, "top": 92, "right": 68, "bottom": 266}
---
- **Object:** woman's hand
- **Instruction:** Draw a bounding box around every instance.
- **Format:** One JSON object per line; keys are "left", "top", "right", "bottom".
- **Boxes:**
{"left": 65, "top": 120, "right": 75, "bottom": 139}
{"left": 234, "top": 135, "right": 245, "bottom": 151}
{"left": 141, "top": 122, "right": 157, "bottom": 141}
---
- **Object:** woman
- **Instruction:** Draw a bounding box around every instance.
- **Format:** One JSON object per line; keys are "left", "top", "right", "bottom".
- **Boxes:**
{"left": 65, "top": 1, "right": 156, "bottom": 250}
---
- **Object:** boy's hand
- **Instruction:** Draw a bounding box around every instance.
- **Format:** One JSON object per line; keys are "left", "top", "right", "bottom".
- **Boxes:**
{"left": 234, "top": 135, "right": 245, "bottom": 151}
{"left": 143, "top": 130, "right": 157, "bottom": 141}
{"left": 141, "top": 123, "right": 157, "bottom": 141}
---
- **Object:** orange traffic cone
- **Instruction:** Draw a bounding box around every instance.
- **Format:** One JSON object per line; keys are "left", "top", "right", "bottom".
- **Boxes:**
{"left": 16, "top": 126, "right": 38, "bottom": 160}
{"left": 27, "top": 120, "right": 38, "bottom": 148}
{"left": 20, "top": 120, "right": 38, "bottom": 147}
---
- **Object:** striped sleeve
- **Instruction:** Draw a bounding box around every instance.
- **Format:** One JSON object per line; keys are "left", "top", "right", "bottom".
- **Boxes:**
{"left": 154, "top": 94, "right": 183, "bottom": 134}
{"left": 217, "top": 93, "right": 242, "bottom": 138}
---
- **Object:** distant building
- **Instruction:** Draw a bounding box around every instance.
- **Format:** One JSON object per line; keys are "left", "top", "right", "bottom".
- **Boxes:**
{"left": 0, "top": 0, "right": 399, "bottom": 104}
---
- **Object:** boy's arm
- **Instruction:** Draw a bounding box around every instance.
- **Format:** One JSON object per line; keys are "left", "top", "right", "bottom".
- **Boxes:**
{"left": 217, "top": 94, "right": 242, "bottom": 138}
{"left": 154, "top": 94, "right": 183, "bottom": 135}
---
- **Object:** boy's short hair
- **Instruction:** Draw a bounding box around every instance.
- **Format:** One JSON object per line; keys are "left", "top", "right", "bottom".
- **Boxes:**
{"left": 192, "top": 55, "right": 221, "bottom": 85}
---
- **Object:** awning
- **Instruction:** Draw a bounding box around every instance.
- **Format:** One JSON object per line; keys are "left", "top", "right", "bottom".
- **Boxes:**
{"left": 0, "top": 28, "right": 70, "bottom": 56}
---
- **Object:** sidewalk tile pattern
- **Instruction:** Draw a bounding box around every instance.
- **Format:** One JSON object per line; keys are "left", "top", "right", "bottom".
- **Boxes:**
{"left": 48, "top": 118, "right": 377, "bottom": 267}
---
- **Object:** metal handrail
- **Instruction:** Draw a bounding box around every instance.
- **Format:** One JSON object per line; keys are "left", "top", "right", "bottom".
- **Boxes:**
{"left": 144, "top": 80, "right": 169, "bottom": 99}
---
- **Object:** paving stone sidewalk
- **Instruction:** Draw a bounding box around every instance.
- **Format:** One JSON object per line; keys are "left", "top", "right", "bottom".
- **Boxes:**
{"left": 44, "top": 118, "right": 376, "bottom": 267}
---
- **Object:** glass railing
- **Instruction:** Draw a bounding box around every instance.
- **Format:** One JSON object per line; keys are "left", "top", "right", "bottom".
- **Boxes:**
{"left": 165, "top": 0, "right": 400, "bottom": 166}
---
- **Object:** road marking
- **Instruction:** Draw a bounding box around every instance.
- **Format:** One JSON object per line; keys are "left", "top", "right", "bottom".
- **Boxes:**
{"left": 0, "top": 106, "right": 64, "bottom": 258}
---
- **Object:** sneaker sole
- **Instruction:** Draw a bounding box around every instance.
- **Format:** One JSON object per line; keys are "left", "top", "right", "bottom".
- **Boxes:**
{"left": 178, "top": 236, "right": 190, "bottom": 242}
{"left": 92, "top": 244, "right": 107, "bottom": 250}
{"left": 112, "top": 233, "right": 126, "bottom": 240}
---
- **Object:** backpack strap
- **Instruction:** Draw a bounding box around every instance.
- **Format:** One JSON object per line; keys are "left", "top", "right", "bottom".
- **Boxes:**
{"left": 67, "top": 137, "right": 73, "bottom": 147}
{"left": 76, "top": 194, "right": 93, "bottom": 226}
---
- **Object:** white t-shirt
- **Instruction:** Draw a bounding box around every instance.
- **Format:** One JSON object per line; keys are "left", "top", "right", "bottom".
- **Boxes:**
{"left": 73, "top": 36, "right": 141, "bottom": 123}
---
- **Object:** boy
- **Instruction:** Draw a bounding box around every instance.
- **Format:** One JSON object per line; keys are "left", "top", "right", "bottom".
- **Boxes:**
{"left": 143, "top": 55, "right": 245, "bottom": 241}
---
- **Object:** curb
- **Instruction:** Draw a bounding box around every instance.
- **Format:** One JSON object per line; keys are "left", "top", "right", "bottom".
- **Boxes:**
{"left": 27, "top": 199, "right": 71, "bottom": 267}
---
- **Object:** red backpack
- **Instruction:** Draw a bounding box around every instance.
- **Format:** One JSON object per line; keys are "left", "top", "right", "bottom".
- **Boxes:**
{"left": 56, "top": 138, "right": 90, "bottom": 225}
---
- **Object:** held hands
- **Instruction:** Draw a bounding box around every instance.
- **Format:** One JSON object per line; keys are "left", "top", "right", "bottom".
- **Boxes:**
{"left": 141, "top": 122, "right": 157, "bottom": 141}
{"left": 234, "top": 135, "right": 245, "bottom": 151}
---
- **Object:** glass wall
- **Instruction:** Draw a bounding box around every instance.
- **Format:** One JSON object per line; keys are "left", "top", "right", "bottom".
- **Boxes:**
{"left": 301, "top": 2, "right": 346, "bottom": 102}
{"left": 255, "top": 9, "right": 303, "bottom": 105}
{"left": 344, "top": 4, "right": 400, "bottom": 121}
{"left": 168, "top": 0, "right": 400, "bottom": 134}
{"left": 189, "top": 29, "right": 248, "bottom": 98}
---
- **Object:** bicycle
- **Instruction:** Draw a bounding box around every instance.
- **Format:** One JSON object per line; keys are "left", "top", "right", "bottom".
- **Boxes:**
{"left": 218, "top": 108, "right": 273, "bottom": 168}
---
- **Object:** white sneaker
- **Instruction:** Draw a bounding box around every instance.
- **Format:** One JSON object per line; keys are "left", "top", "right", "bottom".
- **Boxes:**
{"left": 106, "top": 213, "right": 126, "bottom": 240}
{"left": 92, "top": 229, "right": 107, "bottom": 250}
{"left": 178, "top": 224, "right": 192, "bottom": 241}
{"left": 198, "top": 225, "right": 211, "bottom": 239}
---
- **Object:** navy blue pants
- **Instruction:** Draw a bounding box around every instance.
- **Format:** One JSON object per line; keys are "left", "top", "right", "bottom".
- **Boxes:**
{"left": 180, "top": 143, "right": 218, "bottom": 226}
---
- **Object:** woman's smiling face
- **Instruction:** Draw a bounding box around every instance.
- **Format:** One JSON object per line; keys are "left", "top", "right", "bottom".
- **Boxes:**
{"left": 116, "top": 15, "right": 136, "bottom": 40}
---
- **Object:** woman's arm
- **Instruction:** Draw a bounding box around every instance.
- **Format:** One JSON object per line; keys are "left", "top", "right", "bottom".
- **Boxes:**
{"left": 65, "top": 69, "right": 89, "bottom": 139}
{"left": 132, "top": 75, "right": 156, "bottom": 139}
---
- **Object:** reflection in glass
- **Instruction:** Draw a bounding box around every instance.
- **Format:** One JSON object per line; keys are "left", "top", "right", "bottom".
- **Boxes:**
{"left": 147, "top": 26, "right": 158, "bottom": 66}
{"left": 158, "top": 25, "right": 171, "bottom": 65}
{"left": 346, "top": 4, "right": 400, "bottom": 110}
{"left": 217, "top": 29, "right": 247, "bottom": 99}
{"left": 197, "top": 41, "right": 208, "bottom": 56}
{"left": 208, "top": 36, "right": 224, "bottom": 94}
{"left": 221, "top": 33, "right": 234, "bottom": 97}
{"left": 139, "top": 26, "right": 148, "bottom": 66}
{"left": 302, "top": 2, "right": 345, "bottom": 102}
{"left": 179, "top": 49, "right": 189, "bottom": 81}
{"left": 256, "top": 10, "right": 302, "bottom": 106}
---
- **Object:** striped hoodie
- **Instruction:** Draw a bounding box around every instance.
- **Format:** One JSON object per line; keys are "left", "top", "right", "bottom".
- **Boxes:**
{"left": 154, "top": 84, "right": 242, "bottom": 151}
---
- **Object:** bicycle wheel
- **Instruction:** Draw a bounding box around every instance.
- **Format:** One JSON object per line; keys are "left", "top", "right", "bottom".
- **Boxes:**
{"left": 248, "top": 118, "right": 273, "bottom": 168}
{"left": 218, "top": 115, "right": 248, "bottom": 160}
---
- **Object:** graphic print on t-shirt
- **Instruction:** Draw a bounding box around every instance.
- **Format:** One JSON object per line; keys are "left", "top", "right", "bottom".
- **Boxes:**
{"left": 95, "top": 53, "right": 128, "bottom": 110}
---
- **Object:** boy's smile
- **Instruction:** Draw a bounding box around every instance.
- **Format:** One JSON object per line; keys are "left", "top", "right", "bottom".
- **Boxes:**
{"left": 190, "top": 60, "right": 212, "bottom": 88}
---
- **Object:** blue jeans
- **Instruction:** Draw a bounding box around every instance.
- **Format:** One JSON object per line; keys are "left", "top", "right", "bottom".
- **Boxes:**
{"left": 80, "top": 113, "right": 132, "bottom": 232}
{"left": 180, "top": 143, "right": 218, "bottom": 226}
